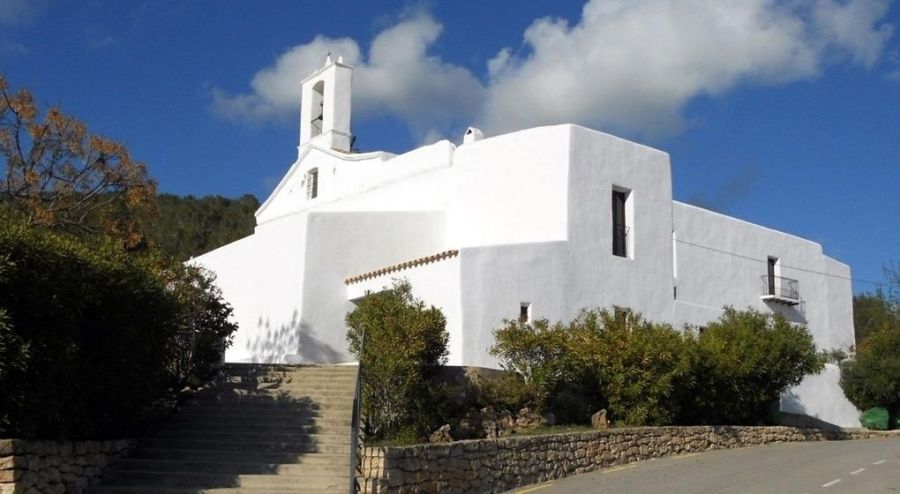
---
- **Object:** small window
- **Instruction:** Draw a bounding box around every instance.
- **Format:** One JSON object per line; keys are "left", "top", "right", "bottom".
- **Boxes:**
{"left": 306, "top": 168, "right": 319, "bottom": 199}
{"left": 612, "top": 186, "right": 633, "bottom": 258}
{"left": 519, "top": 303, "right": 532, "bottom": 324}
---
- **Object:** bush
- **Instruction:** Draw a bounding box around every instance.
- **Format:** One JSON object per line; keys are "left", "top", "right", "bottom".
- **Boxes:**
{"left": 841, "top": 325, "right": 900, "bottom": 411}
{"left": 491, "top": 309, "right": 692, "bottom": 426}
{"left": 491, "top": 307, "right": 823, "bottom": 427}
{"left": 489, "top": 318, "right": 577, "bottom": 412}
{"left": 164, "top": 263, "right": 238, "bottom": 387}
{"left": 681, "top": 307, "right": 824, "bottom": 425}
{"left": 0, "top": 215, "right": 238, "bottom": 439}
{"left": 346, "top": 279, "right": 448, "bottom": 440}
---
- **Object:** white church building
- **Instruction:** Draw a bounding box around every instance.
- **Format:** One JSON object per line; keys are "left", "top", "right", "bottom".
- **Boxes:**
{"left": 195, "top": 58, "right": 860, "bottom": 427}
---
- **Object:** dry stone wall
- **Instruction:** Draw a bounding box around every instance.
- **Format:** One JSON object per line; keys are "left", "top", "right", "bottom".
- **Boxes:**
{"left": 0, "top": 439, "right": 133, "bottom": 494}
{"left": 359, "top": 426, "right": 899, "bottom": 493}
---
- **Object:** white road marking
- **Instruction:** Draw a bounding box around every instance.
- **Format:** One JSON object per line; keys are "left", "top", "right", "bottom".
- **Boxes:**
{"left": 873, "top": 459, "right": 886, "bottom": 465}
{"left": 850, "top": 468, "right": 865, "bottom": 475}
{"left": 822, "top": 479, "right": 841, "bottom": 488}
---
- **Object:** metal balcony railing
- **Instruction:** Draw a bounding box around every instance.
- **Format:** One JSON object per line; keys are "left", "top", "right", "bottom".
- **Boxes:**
{"left": 760, "top": 274, "right": 800, "bottom": 305}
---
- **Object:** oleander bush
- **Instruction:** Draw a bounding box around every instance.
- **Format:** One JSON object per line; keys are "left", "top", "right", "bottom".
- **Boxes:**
{"left": 0, "top": 214, "right": 237, "bottom": 439}
{"left": 680, "top": 307, "right": 824, "bottom": 425}
{"left": 491, "top": 307, "right": 823, "bottom": 427}
{"left": 346, "top": 279, "right": 449, "bottom": 440}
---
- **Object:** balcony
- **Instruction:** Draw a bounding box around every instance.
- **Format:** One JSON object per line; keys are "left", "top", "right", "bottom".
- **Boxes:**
{"left": 760, "top": 275, "right": 800, "bottom": 305}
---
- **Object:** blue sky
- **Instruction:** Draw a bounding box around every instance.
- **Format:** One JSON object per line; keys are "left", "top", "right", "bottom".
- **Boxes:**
{"left": 1, "top": 0, "right": 898, "bottom": 293}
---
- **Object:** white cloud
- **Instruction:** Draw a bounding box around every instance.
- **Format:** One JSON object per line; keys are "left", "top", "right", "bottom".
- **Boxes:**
{"left": 214, "top": 1, "right": 893, "bottom": 142}
{"left": 482, "top": 0, "right": 894, "bottom": 136}
{"left": 212, "top": 12, "right": 484, "bottom": 141}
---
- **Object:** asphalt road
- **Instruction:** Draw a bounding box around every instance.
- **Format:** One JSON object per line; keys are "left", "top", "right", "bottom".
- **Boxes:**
{"left": 509, "top": 438, "right": 900, "bottom": 494}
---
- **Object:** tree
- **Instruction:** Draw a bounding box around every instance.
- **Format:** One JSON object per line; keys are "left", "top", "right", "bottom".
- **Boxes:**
{"left": 149, "top": 193, "right": 259, "bottom": 260}
{"left": 841, "top": 325, "right": 900, "bottom": 411}
{"left": 0, "top": 75, "right": 157, "bottom": 249}
{"left": 345, "top": 279, "right": 448, "bottom": 439}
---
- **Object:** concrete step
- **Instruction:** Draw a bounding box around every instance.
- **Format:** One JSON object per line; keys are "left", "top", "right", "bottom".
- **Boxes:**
{"left": 92, "top": 486, "right": 340, "bottom": 494}
{"left": 205, "top": 380, "right": 356, "bottom": 396}
{"left": 149, "top": 430, "right": 349, "bottom": 445}
{"left": 102, "top": 470, "right": 345, "bottom": 490}
{"left": 113, "top": 458, "right": 350, "bottom": 476}
{"left": 127, "top": 449, "right": 347, "bottom": 465}
{"left": 180, "top": 397, "right": 353, "bottom": 412}
{"left": 160, "top": 421, "right": 350, "bottom": 435}
{"left": 187, "top": 392, "right": 353, "bottom": 405}
{"left": 168, "top": 414, "right": 352, "bottom": 428}
{"left": 138, "top": 438, "right": 352, "bottom": 455}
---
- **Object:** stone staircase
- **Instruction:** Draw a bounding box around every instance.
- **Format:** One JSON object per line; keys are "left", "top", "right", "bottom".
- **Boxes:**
{"left": 91, "top": 364, "right": 357, "bottom": 494}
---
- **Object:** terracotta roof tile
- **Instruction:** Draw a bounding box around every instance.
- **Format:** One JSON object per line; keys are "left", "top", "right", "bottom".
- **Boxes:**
{"left": 344, "top": 249, "right": 459, "bottom": 285}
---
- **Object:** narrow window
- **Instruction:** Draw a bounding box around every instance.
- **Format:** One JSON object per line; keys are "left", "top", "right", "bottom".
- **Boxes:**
{"left": 767, "top": 257, "right": 778, "bottom": 295}
{"left": 306, "top": 168, "right": 319, "bottom": 199}
{"left": 612, "top": 186, "right": 632, "bottom": 258}
{"left": 519, "top": 303, "right": 532, "bottom": 324}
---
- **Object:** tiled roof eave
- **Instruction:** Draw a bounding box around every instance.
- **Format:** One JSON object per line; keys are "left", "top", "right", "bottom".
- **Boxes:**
{"left": 344, "top": 249, "right": 459, "bottom": 285}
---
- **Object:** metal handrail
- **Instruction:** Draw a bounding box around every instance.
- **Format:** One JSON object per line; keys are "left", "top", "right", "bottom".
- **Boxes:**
{"left": 761, "top": 274, "right": 799, "bottom": 300}
{"left": 348, "top": 329, "right": 365, "bottom": 494}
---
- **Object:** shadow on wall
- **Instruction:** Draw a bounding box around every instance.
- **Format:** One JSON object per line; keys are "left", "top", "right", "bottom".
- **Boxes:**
{"left": 780, "top": 389, "right": 843, "bottom": 431}
{"left": 764, "top": 300, "right": 807, "bottom": 324}
{"left": 247, "top": 310, "right": 343, "bottom": 363}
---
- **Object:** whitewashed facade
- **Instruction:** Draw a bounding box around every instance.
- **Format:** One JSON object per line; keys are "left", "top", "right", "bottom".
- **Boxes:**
{"left": 195, "top": 59, "right": 859, "bottom": 427}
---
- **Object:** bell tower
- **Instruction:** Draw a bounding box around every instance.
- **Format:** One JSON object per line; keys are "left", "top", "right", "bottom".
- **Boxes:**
{"left": 299, "top": 55, "right": 353, "bottom": 153}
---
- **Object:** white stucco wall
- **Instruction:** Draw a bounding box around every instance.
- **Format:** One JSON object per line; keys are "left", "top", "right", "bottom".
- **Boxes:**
{"left": 347, "top": 256, "right": 463, "bottom": 365}
{"left": 192, "top": 214, "right": 309, "bottom": 363}
{"left": 298, "top": 210, "right": 447, "bottom": 363}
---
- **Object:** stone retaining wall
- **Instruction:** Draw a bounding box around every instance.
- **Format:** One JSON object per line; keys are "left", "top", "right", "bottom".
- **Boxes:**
{"left": 358, "top": 426, "right": 899, "bottom": 493}
{"left": 0, "top": 439, "right": 133, "bottom": 494}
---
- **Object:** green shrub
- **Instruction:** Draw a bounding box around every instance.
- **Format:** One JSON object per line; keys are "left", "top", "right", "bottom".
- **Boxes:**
{"left": 681, "top": 307, "right": 824, "bottom": 425}
{"left": 0, "top": 217, "right": 180, "bottom": 439}
{"left": 475, "top": 371, "right": 534, "bottom": 413}
{"left": 840, "top": 325, "right": 900, "bottom": 411}
{"left": 164, "top": 263, "right": 237, "bottom": 387}
{"left": 489, "top": 318, "right": 576, "bottom": 411}
{"left": 0, "top": 215, "right": 238, "bottom": 439}
{"left": 346, "top": 279, "right": 448, "bottom": 440}
{"left": 491, "top": 309, "right": 691, "bottom": 426}
{"left": 586, "top": 310, "right": 693, "bottom": 426}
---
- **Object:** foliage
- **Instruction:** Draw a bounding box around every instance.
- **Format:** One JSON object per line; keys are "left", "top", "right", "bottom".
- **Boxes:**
{"left": 491, "top": 309, "right": 692, "bottom": 426}
{"left": 0, "top": 75, "right": 157, "bottom": 249}
{"left": 853, "top": 291, "right": 899, "bottom": 347}
{"left": 840, "top": 325, "right": 900, "bottom": 411}
{"left": 0, "top": 214, "right": 238, "bottom": 439}
{"left": 489, "top": 318, "right": 575, "bottom": 409}
{"left": 149, "top": 193, "right": 259, "bottom": 261}
{"left": 475, "top": 371, "right": 534, "bottom": 413}
{"left": 583, "top": 310, "right": 693, "bottom": 426}
{"left": 346, "top": 279, "right": 448, "bottom": 439}
{"left": 492, "top": 307, "right": 822, "bottom": 427}
{"left": 681, "top": 307, "right": 824, "bottom": 425}
{"left": 163, "top": 263, "right": 238, "bottom": 388}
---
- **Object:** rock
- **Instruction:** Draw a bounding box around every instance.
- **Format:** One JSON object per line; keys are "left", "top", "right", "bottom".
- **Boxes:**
{"left": 591, "top": 409, "right": 609, "bottom": 429}
{"left": 429, "top": 424, "right": 454, "bottom": 443}
{"left": 497, "top": 410, "right": 516, "bottom": 436}
{"left": 515, "top": 408, "right": 545, "bottom": 430}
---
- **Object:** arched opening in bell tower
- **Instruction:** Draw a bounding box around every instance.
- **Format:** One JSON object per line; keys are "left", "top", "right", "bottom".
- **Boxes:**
{"left": 310, "top": 80, "right": 325, "bottom": 138}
